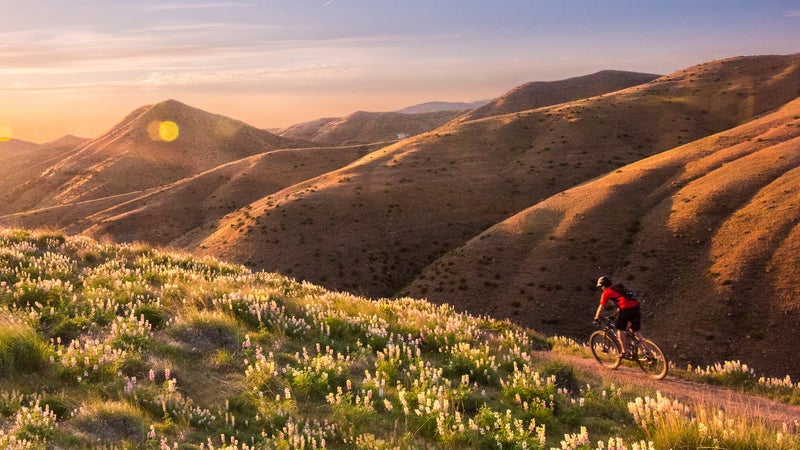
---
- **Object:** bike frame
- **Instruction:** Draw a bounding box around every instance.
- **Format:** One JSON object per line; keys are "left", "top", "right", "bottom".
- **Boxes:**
{"left": 590, "top": 315, "right": 668, "bottom": 379}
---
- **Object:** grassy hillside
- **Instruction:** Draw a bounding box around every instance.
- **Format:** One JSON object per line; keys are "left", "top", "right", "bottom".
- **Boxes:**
{"left": 403, "top": 95, "right": 800, "bottom": 377}
{"left": 1, "top": 54, "right": 799, "bottom": 380}
{"left": 0, "top": 137, "right": 89, "bottom": 215}
{"left": 464, "top": 70, "right": 659, "bottom": 120}
{"left": 279, "top": 110, "right": 467, "bottom": 146}
{"left": 6, "top": 143, "right": 383, "bottom": 248}
{"left": 0, "top": 100, "right": 310, "bottom": 213}
{"left": 0, "top": 228, "right": 797, "bottom": 449}
{"left": 195, "top": 54, "right": 800, "bottom": 301}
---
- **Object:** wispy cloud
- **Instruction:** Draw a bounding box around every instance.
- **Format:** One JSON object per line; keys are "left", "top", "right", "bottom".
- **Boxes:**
{"left": 143, "top": 2, "right": 254, "bottom": 11}
{"left": 785, "top": 10, "right": 800, "bottom": 17}
{"left": 0, "top": 60, "right": 368, "bottom": 93}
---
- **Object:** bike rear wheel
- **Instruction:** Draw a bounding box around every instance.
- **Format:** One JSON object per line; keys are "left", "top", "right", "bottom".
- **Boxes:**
{"left": 635, "top": 338, "right": 668, "bottom": 379}
{"left": 589, "top": 330, "right": 621, "bottom": 369}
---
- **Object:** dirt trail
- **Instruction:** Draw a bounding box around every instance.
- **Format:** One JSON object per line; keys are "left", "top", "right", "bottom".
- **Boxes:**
{"left": 535, "top": 351, "right": 800, "bottom": 430}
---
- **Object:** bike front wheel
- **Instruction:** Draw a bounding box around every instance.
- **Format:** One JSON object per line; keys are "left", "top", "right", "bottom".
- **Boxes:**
{"left": 589, "top": 330, "right": 621, "bottom": 369}
{"left": 635, "top": 338, "right": 668, "bottom": 380}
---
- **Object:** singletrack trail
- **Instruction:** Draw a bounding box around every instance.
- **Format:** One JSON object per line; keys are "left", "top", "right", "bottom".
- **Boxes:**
{"left": 534, "top": 351, "right": 800, "bottom": 430}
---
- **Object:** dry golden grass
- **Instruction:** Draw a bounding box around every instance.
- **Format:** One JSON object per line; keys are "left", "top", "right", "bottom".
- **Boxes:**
{"left": 0, "top": 100, "right": 310, "bottom": 213}
{"left": 279, "top": 109, "right": 466, "bottom": 145}
{"left": 78, "top": 143, "right": 382, "bottom": 247}
{"left": 465, "top": 70, "right": 659, "bottom": 120}
{"left": 195, "top": 54, "right": 800, "bottom": 304}
{"left": 403, "top": 96, "right": 800, "bottom": 377}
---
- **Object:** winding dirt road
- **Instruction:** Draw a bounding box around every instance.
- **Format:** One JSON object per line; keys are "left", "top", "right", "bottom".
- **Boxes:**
{"left": 535, "top": 351, "right": 800, "bottom": 430}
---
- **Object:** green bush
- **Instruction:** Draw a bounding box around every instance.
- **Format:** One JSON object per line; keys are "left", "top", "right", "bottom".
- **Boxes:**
{"left": 0, "top": 320, "right": 50, "bottom": 376}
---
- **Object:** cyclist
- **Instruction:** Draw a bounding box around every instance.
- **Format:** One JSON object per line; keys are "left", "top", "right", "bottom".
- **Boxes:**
{"left": 593, "top": 276, "right": 641, "bottom": 358}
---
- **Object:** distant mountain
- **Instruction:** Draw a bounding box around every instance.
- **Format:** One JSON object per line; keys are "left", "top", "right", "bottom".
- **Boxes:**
{"left": 0, "top": 99, "right": 310, "bottom": 214}
{"left": 0, "top": 136, "right": 89, "bottom": 215}
{"left": 42, "top": 134, "right": 91, "bottom": 148}
{"left": 278, "top": 110, "right": 466, "bottom": 145}
{"left": 0, "top": 138, "right": 39, "bottom": 153}
{"left": 395, "top": 100, "right": 490, "bottom": 114}
{"left": 464, "top": 70, "right": 660, "bottom": 120}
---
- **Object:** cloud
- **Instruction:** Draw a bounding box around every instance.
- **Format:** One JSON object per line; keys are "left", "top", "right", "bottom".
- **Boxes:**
{"left": 0, "top": 60, "right": 368, "bottom": 94}
{"left": 142, "top": 2, "right": 254, "bottom": 11}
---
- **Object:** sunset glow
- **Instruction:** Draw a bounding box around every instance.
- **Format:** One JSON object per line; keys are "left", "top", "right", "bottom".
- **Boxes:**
{"left": 0, "top": 126, "right": 12, "bottom": 142}
{"left": 2, "top": 1, "right": 799, "bottom": 143}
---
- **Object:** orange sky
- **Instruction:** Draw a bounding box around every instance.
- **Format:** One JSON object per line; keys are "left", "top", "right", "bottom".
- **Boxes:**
{"left": 2, "top": 1, "right": 799, "bottom": 143}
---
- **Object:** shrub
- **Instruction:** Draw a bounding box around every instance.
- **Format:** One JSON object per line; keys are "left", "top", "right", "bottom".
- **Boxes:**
{"left": 72, "top": 400, "right": 148, "bottom": 444}
{"left": 8, "top": 399, "right": 59, "bottom": 445}
{"left": 170, "top": 310, "right": 241, "bottom": 353}
{"left": 0, "top": 319, "right": 50, "bottom": 376}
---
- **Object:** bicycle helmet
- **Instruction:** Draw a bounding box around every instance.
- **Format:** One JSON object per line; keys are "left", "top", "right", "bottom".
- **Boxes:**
{"left": 596, "top": 276, "right": 612, "bottom": 288}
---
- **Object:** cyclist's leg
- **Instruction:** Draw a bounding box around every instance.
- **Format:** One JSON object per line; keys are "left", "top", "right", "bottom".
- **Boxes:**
{"left": 614, "top": 311, "right": 630, "bottom": 354}
{"left": 626, "top": 306, "right": 643, "bottom": 353}
{"left": 617, "top": 307, "right": 641, "bottom": 356}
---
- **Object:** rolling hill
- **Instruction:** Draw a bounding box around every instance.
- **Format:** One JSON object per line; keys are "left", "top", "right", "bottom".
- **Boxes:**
{"left": 278, "top": 109, "right": 467, "bottom": 145}
{"left": 0, "top": 135, "right": 91, "bottom": 215}
{"left": 0, "top": 230, "right": 796, "bottom": 448}
{"left": 0, "top": 100, "right": 310, "bottom": 214}
{"left": 195, "top": 54, "right": 800, "bottom": 298}
{"left": 463, "top": 70, "right": 660, "bottom": 120}
{"left": 76, "top": 143, "right": 382, "bottom": 247}
{"left": 394, "top": 99, "right": 490, "bottom": 114}
{"left": 1, "top": 53, "right": 799, "bottom": 376}
{"left": 401, "top": 95, "right": 800, "bottom": 376}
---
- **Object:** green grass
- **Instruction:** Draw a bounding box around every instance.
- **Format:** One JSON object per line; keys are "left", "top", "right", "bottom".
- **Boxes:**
{"left": 0, "top": 228, "right": 795, "bottom": 449}
{"left": 0, "top": 319, "right": 50, "bottom": 376}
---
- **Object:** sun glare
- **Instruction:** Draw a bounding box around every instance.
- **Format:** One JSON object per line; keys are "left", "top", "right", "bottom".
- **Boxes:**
{"left": 147, "top": 120, "right": 180, "bottom": 142}
{"left": 159, "top": 121, "right": 180, "bottom": 142}
{"left": 0, "top": 125, "right": 13, "bottom": 142}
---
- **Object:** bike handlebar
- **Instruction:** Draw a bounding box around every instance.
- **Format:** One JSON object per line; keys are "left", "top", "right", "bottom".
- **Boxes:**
{"left": 594, "top": 315, "right": 616, "bottom": 328}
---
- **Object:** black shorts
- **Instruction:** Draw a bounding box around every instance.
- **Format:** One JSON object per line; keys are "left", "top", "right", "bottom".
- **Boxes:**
{"left": 616, "top": 306, "right": 641, "bottom": 332}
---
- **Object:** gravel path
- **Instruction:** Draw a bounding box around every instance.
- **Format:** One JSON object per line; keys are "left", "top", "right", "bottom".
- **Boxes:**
{"left": 534, "top": 351, "right": 800, "bottom": 430}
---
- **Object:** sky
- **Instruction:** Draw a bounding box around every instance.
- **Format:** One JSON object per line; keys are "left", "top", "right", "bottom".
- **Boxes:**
{"left": 1, "top": 0, "right": 799, "bottom": 143}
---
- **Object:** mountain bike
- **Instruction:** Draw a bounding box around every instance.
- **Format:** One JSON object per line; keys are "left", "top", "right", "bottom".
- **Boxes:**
{"left": 589, "top": 315, "right": 668, "bottom": 380}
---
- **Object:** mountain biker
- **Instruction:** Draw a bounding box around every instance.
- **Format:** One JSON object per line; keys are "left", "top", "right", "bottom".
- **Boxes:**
{"left": 593, "top": 276, "right": 641, "bottom": 358}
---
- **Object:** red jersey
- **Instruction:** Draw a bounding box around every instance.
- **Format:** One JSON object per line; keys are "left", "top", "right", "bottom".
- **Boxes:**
{"left": 600, "top": 287, "right": 639, "bottom": 309}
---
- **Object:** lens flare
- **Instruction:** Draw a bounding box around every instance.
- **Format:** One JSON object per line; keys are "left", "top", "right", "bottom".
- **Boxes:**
{"left": 0, "top": 125, "right": 12, "bottom": 142}
{"left": 159, "top": 121, "right": 179, "bottom": 142}
{"left": 146, "top": 120, "right": 180, "bottom": 142}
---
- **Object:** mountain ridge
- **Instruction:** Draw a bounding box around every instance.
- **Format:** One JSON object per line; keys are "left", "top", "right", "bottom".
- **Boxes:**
{"left": 1, "top": 54, "right": 799, "bottom": 376}
{"left": 278, "top": 109, "right": 467, "bottom": 145}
